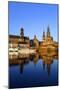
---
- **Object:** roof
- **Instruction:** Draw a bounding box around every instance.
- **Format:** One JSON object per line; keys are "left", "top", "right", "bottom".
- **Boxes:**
{"left": 9, "top": 35, "right": 29, "bottom": 40}
{"left": 9, "top": 35, "right": 20, "bottom": 38}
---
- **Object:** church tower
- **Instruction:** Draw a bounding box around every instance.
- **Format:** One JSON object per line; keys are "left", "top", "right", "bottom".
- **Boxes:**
{"left": 20, "top": 27, "right": 24, "bottom": 37}
{"left": 47, "top": 26, "right": 52, "bottom": 43}
{"left": 20, "top": 27, "right": 24, "bottom": 42}
{"left": 43, "top": 31, "right": 46, "bottom": 42}
{"left": 47, "top": 26, "right": 50, "bottom": 37}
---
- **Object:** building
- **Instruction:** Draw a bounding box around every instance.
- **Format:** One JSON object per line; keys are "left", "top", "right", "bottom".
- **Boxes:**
{"left": 33, "top": 35, "right": 39, "bottom": 49}
{"left": 9, "top": 26, "right": 58, "bottom": 59}
{"left": 18, "top": 28, "right": 30, "bottom": 48}
{"left": 39, "top": 26, "right": 58, "bottom": 53}
{"left": 9, "top": 28, "right": 30, "bottom": 58}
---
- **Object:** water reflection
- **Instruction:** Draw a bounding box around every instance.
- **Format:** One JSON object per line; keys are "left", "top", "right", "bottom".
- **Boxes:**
{"left": 9, "top": 51, "right": 58, "bottom": 88}
{"left": 9, "top": 51, "right": 58, "bottom": 76}
{"left": 40, "top": 54, "right": 58, "bottom": 76}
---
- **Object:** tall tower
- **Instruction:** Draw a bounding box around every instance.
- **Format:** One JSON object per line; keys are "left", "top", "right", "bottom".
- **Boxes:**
{"left": 20, "top": 27, "right": 24, "bottom": 42}
{"left": 47, "top": 26, "right": 50, "bottom": 37}
{"left": 43, "top": 31, "right": 45, "bottom": 41}
{"left": 20, "top": 27, "right": 24, "bottom": 37}
{"left": 46, "top": 26, "right": 53, "bottom": 43}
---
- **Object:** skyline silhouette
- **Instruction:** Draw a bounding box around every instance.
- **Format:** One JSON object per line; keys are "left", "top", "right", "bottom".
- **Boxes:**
{"left": 8, "top": 2, "right": 58, "bottom": 41}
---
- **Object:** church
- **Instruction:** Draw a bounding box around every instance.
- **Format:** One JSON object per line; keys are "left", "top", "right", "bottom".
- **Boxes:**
{"left": 39, "top": 26, "right": 58, "bottom": 53}
{"left": 9, "top": 26, "right": 58, "bottom": 58}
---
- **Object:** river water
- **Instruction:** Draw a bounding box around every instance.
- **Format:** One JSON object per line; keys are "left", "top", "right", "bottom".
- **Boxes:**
{"left": 9, "top": 53, "right": 58, "bottom": 88}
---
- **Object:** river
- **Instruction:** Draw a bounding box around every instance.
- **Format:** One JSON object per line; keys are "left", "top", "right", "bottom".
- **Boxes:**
{"left": 9, "top": 52, "right": 58, "bottom": 88}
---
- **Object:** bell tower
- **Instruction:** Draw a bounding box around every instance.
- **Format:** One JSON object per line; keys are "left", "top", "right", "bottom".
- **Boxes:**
{"left": 19, "top": 27, "right": 24, "bottom": 42}
{"left": 20, "top": 27, "right": 24, "bottom": 37}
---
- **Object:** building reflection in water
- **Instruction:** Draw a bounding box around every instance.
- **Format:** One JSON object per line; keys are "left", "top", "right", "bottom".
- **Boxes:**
{"left": 19, "top": 58, "right": 29, "bottom": 74}
{"left": 40, "top": 51, "right": 58, "bottom": 76}
{"left": 9, "top": 51, "right": 58, "bottom": 75}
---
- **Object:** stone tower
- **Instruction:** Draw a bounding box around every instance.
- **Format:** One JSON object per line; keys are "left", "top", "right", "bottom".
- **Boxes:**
{"left": 46, "top": 26, "right": 53, "bottom": 44}
{"left": 20, "top": 27, "right": 24, "bottom": 37}
{"left": 20, "top": 27, "right": 24, "bottom": 42}
{"left": 34, "top": 35, "right": 39, "bottom": 49}
{"left": 43, "top": 31, "right": 46, "bottom": 42}
{"left": 47, "top": 26, "right": 50, "bottom": 37}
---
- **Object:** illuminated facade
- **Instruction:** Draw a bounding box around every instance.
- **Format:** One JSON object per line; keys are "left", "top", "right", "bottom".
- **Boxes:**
{"left": 9, "top": 26, "right": 58, "bottom": 58}
{"left": 39, "top": 26, "right": 58, "bottom": 52}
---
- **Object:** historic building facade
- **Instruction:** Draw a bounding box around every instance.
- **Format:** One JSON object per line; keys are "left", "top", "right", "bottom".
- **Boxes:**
{"left": 9, "top": 26, "right": 58, "bottom": 58}
{"left": 18, "top": 28, "right": 30, "bottom": 48}
{"left": 9, "top": 28, "right": 30, "bottom": 58}
{"left": 39, "top": 26, "right": 58, "bottom": 53}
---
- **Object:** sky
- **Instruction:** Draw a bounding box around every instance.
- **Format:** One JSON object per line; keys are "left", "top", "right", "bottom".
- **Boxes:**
{"left": 8, "top": 2, "right": 58, "bottom": 41}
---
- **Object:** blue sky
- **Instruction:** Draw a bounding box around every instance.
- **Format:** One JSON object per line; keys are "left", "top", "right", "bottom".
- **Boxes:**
{"left": 8, "top": 2, "right": 58, "bottom": 41}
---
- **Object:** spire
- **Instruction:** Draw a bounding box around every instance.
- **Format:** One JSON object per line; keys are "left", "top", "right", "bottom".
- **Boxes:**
{"left": 34, "top": 35, "right": 36, "bottom": 39}
{"left": 43, "top": 31, "right": 45, "bottom": 41}
{"left": 43, "top": 31, "right": 45, "bottom": 38}
{"left": 47, "top": 26, "right": 50, "bottom": 37}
